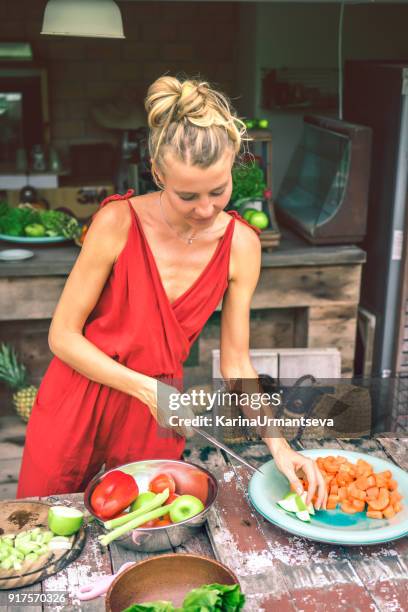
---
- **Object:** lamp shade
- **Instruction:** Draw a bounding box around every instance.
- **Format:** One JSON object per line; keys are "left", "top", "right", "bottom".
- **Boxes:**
{"left": 41, "top": 0, "right": 125, "bottom": 39}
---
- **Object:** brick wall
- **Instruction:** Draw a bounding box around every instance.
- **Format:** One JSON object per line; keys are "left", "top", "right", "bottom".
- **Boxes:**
{"left": 0, "top": 0, "right": 241, "bottom": 153}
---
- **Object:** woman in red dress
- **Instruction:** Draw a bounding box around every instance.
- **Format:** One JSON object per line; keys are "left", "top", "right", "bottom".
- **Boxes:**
{"left": 17, "top": 76, "right": 327, "bottom": 511}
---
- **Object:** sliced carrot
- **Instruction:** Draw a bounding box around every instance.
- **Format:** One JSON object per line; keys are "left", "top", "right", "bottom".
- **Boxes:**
{"left": 393, "top": 502, "right": 403, "bottom": 513}
{"left": 339, "top": 472, "right": 354, "bottom": 485}
{"left": 330, "top": 483, "right": 339, "bottom": 495}
{"left": 338, "top": 486, "right": 348, "bottom": 501}
{"left": 351, "top": 499, "right": 365, "bottom": 512}
{"left": 335, "top": 456, "right": 347, "bottom": 464}
{"left": 387, "top": 479, "right": 398, "bottom": 491}
{"left": 390, "top": 490, "right": 403, "bottom": 504}
{"left": 347, "top": 483, "right": 366, "bottom": 501}
{"left": 366, "top": 486, "right": 380, "bottom": 499}
{"left": 375, "top": 471, "right": 392, "bottom": 487}
{"left": 355, "top": 476, "right": 370, "bottom": 490}
{"left": 367, "top": 510, "right": 383, "bottom": 519}
{"left": 325, "top": 461, "right": 339, "bottom": 474}
{"left": 341, "top": 500, "right": 359, "bottom": 514}
{"left": 326, "top": 497, "right": 338, "bottom": 510}
{"left": 366, "top": 475, "right": 376, "bottom": 488}
{"left": 383, "top": 505, "right": 396, "bottom": 519}
{"left": 375, "top": 474, "right": 388, "bottom": 488}
{"left": 367, "top": 488, "right": 390, "bottom": 511}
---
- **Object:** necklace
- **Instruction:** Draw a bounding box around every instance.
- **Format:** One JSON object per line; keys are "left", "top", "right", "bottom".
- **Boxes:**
{"left": 158, "top": 190, "right": 223, "bottom": 245}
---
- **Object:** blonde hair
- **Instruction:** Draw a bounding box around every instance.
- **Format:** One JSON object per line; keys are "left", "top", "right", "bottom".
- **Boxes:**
{"left": 144, "top": 74, "right": 250, "bottom": 189}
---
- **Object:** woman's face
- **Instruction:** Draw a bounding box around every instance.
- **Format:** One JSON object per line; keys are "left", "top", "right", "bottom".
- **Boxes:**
{"left": 157, "top": 147, "right": 235, "bottom": 230}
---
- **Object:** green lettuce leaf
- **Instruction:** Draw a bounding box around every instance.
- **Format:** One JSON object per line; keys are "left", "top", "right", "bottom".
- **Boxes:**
{"left": 121, "top": 602, "right": 174, "bottom": 612}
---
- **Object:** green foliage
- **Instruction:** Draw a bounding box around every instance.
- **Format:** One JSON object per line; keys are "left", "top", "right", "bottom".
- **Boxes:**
{"left": 231, "top": 162, "right": 266, "bottom": 202}
{"left": 122, "top": 583, "right": 245, "bottom": 612}
{"left": 0, "top": 204, "right": 81, "bottom": 239}
{"left": 0, "top": 206, "right": 40, "bottom": 236}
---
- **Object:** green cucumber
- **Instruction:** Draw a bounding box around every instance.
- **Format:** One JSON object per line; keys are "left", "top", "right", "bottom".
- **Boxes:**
{"left": 1, "top": 559, "right": 13, "bottom": 570}
{"left": 48, "top": 536, "right": 72, "bottom": 551}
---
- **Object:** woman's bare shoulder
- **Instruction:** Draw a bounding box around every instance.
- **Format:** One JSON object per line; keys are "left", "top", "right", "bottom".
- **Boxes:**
{"left": 229, "top": 217, "right": 261, "bottom": 282}
{"left": 92, "top": 198, "right": 131, "bottom": 232}
{"left": 82, "top": 198, "right": 133, "bottom": 264}
{"left": 231, "top": 216, "right": 261, "bottom": 254}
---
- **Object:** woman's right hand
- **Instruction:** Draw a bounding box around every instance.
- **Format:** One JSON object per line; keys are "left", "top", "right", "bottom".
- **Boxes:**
{"left": 138, "top": 378, "right": 196, "bottom": 439}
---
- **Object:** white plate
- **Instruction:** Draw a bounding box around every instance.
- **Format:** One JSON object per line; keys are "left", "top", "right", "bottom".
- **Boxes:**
{"left": 0, "top": 249, "right": 34, "bottom": 261}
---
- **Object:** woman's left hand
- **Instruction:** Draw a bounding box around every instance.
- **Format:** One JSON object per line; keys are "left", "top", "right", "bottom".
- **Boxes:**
{"left": 267, "top": 438, "right": 328, "bottom": 510}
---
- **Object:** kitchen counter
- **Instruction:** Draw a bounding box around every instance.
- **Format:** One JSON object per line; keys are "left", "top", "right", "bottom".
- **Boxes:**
{"left": 2, "top": 435, "right": 406, "bottom": 611}
{"left": 0, "top": 229, "right": 366, "bottom": 374}
{"left": 0, "top": 229, "right": 365, "bottom": 277}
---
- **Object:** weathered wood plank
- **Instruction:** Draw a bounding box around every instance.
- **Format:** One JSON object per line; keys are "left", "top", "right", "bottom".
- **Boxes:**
{"left": 0, "top": 482, "right": 18, "bottom": 500}
{"left": 300, "top": 438, "right": 408, "bottom": 612}
{"left": 0, "top": 442, "right": 23, "bottom": 461}
{"left": 252, "top": 265, "right": 362, "bottom": 309}
{"left": 0, "top": 278, "right": 66, "bottom": 320}
{"left": 205, "top": 464, "right": 296, "bottom": 610}
{"left": 0, "top": 458, "right": 21, "bottom": 486}
{"left": 307, "top": 304, "right": 358, "bottom": 374}
{"left": 172, "top": 528, "right": 214, "bottom": 558}
{"left": 220, "top": 460, "right": 378, "bottom": 610}
{"left": 39, "top": 493, "right": 112, "bottom": 612}
{"left": 0, "top": 415, "right": 27, "bottom": 443}
{"left": 376, "top": 437, "right": 408, "bottom": 471}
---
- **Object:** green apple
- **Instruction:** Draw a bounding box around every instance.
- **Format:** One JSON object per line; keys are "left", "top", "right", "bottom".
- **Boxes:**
{"left": 249, "top": 211, "right": 269, "bottom": 230}
{"left": 48, "top": 506, "right": 83, "bottom": 536}
{"left": 258, "top": 119, "right": 269, "bottom": 129}
{"left": 130, "top": 491, "right": 157, "bottom": 512}
{"left": 242, "top": 208, "right": 258, "bottom": 222}
{"left": 245, "top": 119, "right": 255, "bottom": 130}
{"left": 169, "top": 495, "right": 204, "bottom": 523}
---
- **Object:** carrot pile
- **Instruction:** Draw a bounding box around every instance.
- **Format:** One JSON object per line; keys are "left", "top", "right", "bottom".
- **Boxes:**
{"left": 300, "top": 455, "right": 403, "bottom": 519}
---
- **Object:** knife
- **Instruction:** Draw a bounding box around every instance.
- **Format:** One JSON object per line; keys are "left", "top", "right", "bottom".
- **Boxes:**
{"left": 191, "top": 426, "right": 264, "bottom": 475}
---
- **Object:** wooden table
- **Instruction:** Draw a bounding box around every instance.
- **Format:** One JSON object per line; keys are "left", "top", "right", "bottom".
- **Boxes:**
{"left": 1, "top": 435, "right": 406, "bottom": 611}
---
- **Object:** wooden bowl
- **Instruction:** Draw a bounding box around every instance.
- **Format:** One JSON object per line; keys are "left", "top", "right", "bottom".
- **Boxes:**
{"left": 105, "top": 553, "right": 240, "bottom": 612}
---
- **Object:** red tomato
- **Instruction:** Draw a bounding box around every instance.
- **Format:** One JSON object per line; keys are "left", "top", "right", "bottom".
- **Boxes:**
{"left": 90, "top": 470, "right": 139, "bottom": 520}
{"left": 149, "top": 473, "right": 176, "bottom": 495}
{"left": 154, "top": 517, "right": 172, "bottom": 527}
{"left": 164, "top": 493, "right": 179, "bottom": 506}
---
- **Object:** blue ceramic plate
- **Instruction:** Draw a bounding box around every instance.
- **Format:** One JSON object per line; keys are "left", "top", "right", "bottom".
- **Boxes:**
{"left": 248, "top": 448, "right": 408, "bottom": 545}
{"left": 0, "top": 234, "right": 70, "bottom": 244}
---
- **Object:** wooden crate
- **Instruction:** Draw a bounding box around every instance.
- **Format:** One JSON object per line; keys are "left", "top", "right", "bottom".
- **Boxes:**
{"left": 247, "top": 129, "right": 281, "bottom": 251}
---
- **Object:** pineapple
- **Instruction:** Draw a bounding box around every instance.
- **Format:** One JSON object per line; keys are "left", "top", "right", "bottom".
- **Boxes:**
{"left": 0, "top": 343, "right": 38, "bottom": 422}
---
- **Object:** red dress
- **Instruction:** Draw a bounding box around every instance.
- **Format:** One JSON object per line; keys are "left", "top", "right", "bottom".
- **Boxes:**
{"left": 17, "top": 190, "right": 261, "bottom": 497}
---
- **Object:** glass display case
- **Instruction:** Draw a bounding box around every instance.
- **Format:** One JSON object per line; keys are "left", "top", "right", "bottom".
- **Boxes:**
{"left": 275, "top": 115, "right": 372, "bottom": 245}
{"left": 0, "top": 65, "right": 49, "bottom": 173}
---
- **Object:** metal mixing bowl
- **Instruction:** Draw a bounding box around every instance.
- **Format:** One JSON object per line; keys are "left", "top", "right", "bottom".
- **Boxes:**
{"left": 84, "top": 459, "right": 218, "bottom": 552}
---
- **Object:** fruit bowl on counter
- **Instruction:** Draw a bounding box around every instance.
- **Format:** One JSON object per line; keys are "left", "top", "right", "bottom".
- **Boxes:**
{"left": 84, "top": 459, "right": 218, "bottom": 553}
{"left": 0, "top": 203, "right": 82, "bottom": 245}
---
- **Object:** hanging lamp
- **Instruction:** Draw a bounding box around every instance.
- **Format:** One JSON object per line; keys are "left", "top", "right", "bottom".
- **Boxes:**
{"left": 41, "top": 0, "right": 125, "bottom": 39}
